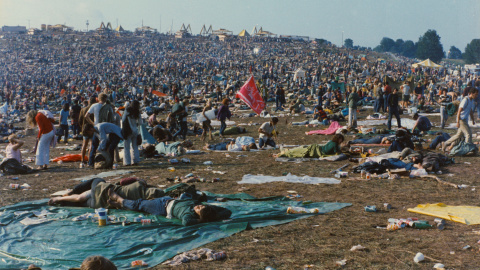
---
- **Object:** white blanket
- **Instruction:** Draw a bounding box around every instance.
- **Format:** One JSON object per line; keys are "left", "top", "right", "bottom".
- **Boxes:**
{"left": 238, "top": 173, "right": 341, "bottom": 185}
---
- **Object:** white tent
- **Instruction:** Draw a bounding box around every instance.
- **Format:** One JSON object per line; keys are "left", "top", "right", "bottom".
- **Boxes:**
{"left": 412, "top": 59, "right": 442, "bottom": 68}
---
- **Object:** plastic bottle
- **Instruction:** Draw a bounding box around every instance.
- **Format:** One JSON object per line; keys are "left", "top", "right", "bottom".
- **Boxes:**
{"left": 386, "top": 223, "right": 399, "bottom": 231}
{"left": 131, "top": 260, "right": 148, "bottom": 267}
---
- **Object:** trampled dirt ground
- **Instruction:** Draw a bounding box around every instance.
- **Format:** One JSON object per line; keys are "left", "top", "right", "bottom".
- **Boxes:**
{"left": 2, "top": 106, "right": 480, "bottom": 270}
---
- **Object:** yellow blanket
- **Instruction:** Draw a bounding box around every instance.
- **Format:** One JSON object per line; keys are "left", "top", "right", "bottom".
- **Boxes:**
{"left": 408, "top": 203, "right": 480, "bottom": 225}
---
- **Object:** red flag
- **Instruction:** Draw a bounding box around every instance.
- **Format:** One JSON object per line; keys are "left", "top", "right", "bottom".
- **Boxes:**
{"left": 60, "top": 89, "right": 65, "bottom": 96}
{"left": 152, "top": 90, "right": 167, "bottom": 97}
{"left": 236, "top": 76, "right": 265, "bottom": 115}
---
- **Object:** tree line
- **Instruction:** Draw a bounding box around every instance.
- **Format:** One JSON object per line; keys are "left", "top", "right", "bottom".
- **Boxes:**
{"left": 343, "top": 29, "right": 480, "bottom": 64}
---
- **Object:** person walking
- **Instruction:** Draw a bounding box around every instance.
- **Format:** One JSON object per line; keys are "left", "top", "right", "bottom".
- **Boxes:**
{"left": 347, "top": 87, "right": 360, "bottom": 128}
{"left": 442, "top": 87, "right": 478, "bottom": 151}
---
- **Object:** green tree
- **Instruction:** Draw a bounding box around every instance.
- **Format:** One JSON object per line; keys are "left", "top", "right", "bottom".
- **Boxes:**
{"left": 448, "top": 46, "right": 462, "bottom": 59}
{"left": 393, "top": 39, "right": 404, "bottom": 53}
{"left": 344, "top": 38, "right": 353, "bottom": 48}
{"left": 401, "top": 40, "right": 416, "bottom": 58}
{"left": 464, "top": 39, "right": 480, "bottom": 64}
{"left": 378, "top": 37, "right": 395, "bottom": 52}
{"left": 416, "top": 29, "right": 444, "bottom": 62}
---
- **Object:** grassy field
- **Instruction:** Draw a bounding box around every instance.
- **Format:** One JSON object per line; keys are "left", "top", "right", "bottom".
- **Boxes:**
{"left": 2, "top": 106, "right": 480, "bottom": 269}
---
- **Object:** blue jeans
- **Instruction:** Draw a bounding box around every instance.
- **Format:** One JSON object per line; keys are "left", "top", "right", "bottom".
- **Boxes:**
{"left": 429, "top": 133, "right": 450, "bottom": 149}
{"left": 219, "top": 120, "right": 227, "bottom": 136}
{"left": 259, "top": 137, "right": 276, "bottom": 148}
{"left": 387, "top": 107, "right": 401, "bottom": 130}
{"left": 173, "top": 121, "right": 188, "bottom": 140}
{"left": 123, "top": 196, "right": 173, "bottom": 216}
{"left": 88, "top": 136, "right": 99, "bottom": 166}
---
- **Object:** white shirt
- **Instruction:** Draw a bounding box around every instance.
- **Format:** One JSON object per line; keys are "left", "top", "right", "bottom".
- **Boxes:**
{"left": 87, "top": 103, "right": 103, "bottom": 125}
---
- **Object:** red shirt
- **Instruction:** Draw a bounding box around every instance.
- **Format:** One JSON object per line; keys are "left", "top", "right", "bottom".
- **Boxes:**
{"left": 35, "top": 113, "right": 53, "bottom": 138}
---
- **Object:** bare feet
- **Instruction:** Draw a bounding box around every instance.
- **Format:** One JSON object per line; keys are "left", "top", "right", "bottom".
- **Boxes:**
{"left": 108, "top": 187, "right": 123, "bottom": 207}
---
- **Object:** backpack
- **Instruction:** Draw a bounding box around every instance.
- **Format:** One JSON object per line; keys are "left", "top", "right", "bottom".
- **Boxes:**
{"left": 98, "top": 103, "right": 114, "bottom": 124}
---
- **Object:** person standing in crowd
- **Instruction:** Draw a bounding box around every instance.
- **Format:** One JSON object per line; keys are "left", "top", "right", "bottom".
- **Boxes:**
{"left": 387, "top": 88, "right": 402, "bottom": 130}
{"left": 216, "top": 85, "right": 223, "bottom": 102}
{"left": 216, "top": 98, "right": 231, "bottom": 138}
{"left": 275, "top": 86, "right": 285, "bottom": 111}
{"left": 437, "top": 89, "right": 452, "bottom": 129}
{"left": 401, "top": 81, "right": 410, "bottom": 109}
{"left": 347, "top": 87, "right": 359, "bottom": 128}
{"left": 78, "top": 97, "right": 96, "bottom": 166}
{"left": 122, "top": 100, "right": 142, "bottom": 166}
{"left": 70, "top": 99, "right": 82, "bottom": 137}
{"left": 58, "top": 103, "right": 69, "bottom": 144}
{"left": 442, "top": 87, "right": 478, "bottom": 152}
{"left": 26, "top": 110, "right": 55, "bottom": 170}
{"left": 200, "top": 99, "right": 214, "bottom": 141}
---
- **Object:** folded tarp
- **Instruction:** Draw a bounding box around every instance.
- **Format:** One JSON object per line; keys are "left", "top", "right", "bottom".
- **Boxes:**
{"left": 306, "top": 121, "right": 342, "bottom": 135}
{"left": 0, "top": 195, "right": 350, "bottom": 269}
{"left": 408, "top": 203, "right": 480, "bottom": 225}
{"left": 238, "top": 173, "right": 341, "bottom": 185}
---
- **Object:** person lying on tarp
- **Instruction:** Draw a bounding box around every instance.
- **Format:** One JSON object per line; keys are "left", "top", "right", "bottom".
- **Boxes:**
{"left": 273, "top": 134, "right": 344, "bottom": 158}
{"left": 107, "top": 187, "right": 231, "bottom": 226}
{"left": 347, "top": 134, "right": 392, "bottom": 146}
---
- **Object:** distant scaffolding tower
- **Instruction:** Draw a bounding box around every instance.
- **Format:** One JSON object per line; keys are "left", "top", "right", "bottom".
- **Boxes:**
{"left": 199, "top": 24, "right": 212, "bottom": 36}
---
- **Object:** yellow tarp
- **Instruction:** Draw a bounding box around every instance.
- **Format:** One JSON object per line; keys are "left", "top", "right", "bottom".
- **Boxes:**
{"left": 407, "top": 203, "right": 480, "bottom": 225}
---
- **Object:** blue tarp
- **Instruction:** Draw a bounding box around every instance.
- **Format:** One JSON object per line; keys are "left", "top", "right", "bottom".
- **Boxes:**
{"left": 0, "top": 196, "right": 351, "bottom": 269}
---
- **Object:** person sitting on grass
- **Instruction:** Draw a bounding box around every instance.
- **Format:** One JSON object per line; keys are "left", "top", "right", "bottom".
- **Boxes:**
{"left": 107, "top": 188, "right": 232, "bottom": 226}
{"left": 5, "top": 134, "right": 24, "bottom": 163}
{"left": 273, "top": 134, "right": 344, "bottom": 158}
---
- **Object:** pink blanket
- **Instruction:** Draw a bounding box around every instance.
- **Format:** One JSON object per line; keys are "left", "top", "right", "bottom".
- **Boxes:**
{"left": 306, "top": 121, "right": 343, "bottom": 135}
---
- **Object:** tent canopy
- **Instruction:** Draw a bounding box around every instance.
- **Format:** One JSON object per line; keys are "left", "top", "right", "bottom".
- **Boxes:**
{"left": 238, "top": 29, "right": 250, "bottom": 37}
{"left": 412, "top": 59, "right": 442, "bottom": 68}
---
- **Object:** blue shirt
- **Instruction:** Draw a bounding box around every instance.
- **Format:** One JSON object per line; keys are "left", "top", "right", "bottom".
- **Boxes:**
{"left": 60, "top": 109, "right": 69, "bottom": 125}
{"left": 94, "top": 123, "right": 123, "bottom": 151}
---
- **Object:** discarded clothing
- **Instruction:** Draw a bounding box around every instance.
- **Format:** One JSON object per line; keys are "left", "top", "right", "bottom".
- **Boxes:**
{"left": 238, "top": 173, "right": 341, "bottom": 185}
{"left": 0, "top": 158, "right": 35, "bottom": 175}
{"left": 408, "top": 203, "right": 480, "bottom": 225}
{"left": 449, "top": 141, "right": 478, "bottom": 156}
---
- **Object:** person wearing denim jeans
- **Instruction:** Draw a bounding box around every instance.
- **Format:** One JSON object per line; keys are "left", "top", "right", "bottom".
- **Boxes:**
{"left": 216, "top": 98, "right": 231, "bottom": 138}
{"left": 258, "top": 117, "right": 279, "bottom": 149}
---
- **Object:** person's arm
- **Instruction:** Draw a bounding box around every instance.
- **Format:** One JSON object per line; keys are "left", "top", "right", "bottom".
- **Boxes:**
{"left": 85, "top": 112, "right": 94, "bottom": 126}
{"left": 456, "top": 107, "right": 463, "bottom": 128}
{"left": 11, "top": 139, "right": 24, "bottom": 151}
{"left": 181, "top": 212, "right": 200, "bottom": 226}
{"left": 411, "top": 119, "right": 419, "bottom": 131}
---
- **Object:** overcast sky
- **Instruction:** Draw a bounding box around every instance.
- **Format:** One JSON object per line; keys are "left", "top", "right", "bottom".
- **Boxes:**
{"left": 1, "top": 0, "right": 479, "bottom": 51}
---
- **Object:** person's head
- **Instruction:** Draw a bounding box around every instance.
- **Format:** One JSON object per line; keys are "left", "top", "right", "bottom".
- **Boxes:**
{"left": 270, "top": 117, "right": 279, "bottom": 126}
{"left": 127, "top": 100, "right": 140, "bottom": 119}
{"left": 249, "top": 142, "right": 258, "bottom": 150}
{"left": 98, "top": 93, "right": 107, "bottom": 104}
{"left": 413, "top": 113, "right": 419, "bottom": 120}
{"left": 62, "top": 103, "right": 69, "bottom": 111}
{"left": 222, "top": 98, "right": 230, "bottom": 106}
{"left": 152, "top": 126, "right": 164, "bottom": 142}
{"left": 331, "top": 134, "right": 344, "bottom": 144}
{"left": 194, "top": 204, "right": 217, "bottom": 223}
{"left": 26, "top": 110, "right": 38, "bottom": 128}
{"left": 393, "top": 88, "right": 398, "bottom": 94}
{"left": 80, "top": 256, "right": 117, "bottom": 270}
{"left": 468, "top": 87, "right": 479, "bottom": 99}
{"left": 88, "top": 96, "right": 97, "bottom": 106}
